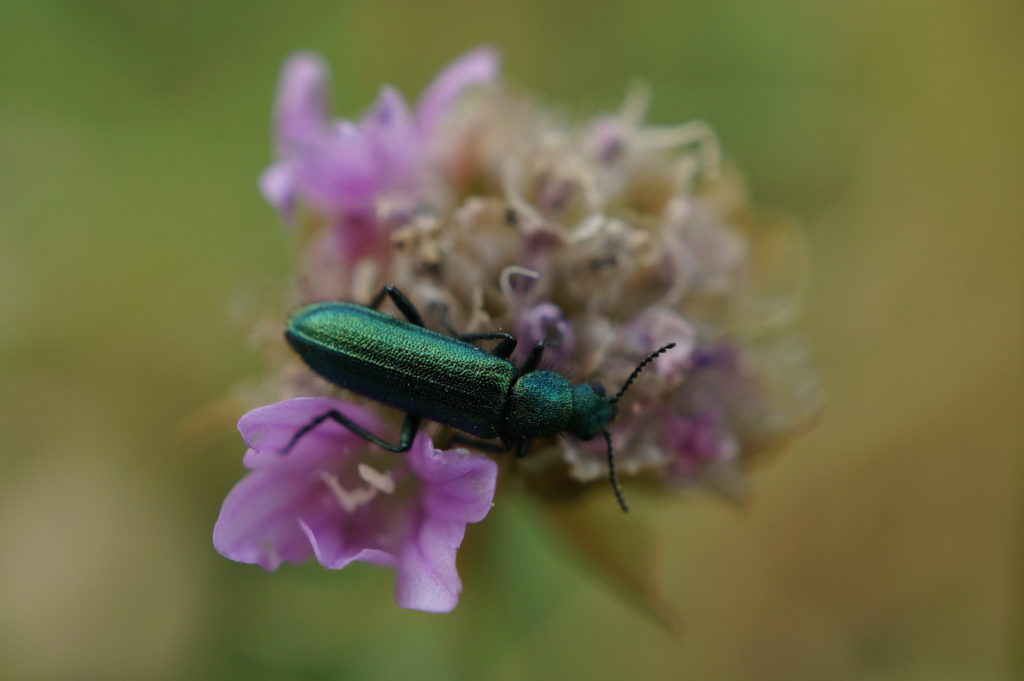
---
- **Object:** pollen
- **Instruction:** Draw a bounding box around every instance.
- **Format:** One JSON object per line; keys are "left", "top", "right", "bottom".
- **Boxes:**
{"left": 320, "top": 471, "right": 377, "bottom": 512}
{"left": 357, "top": 463, "right": 397, "bottom": 494}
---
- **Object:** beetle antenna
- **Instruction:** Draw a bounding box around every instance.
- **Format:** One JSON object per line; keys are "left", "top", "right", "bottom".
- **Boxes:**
{"left": 610, "top": 342, "right": 677, "bottom": 404}
{"left": 602, "top": 428, "right": 629, "bottom": 513}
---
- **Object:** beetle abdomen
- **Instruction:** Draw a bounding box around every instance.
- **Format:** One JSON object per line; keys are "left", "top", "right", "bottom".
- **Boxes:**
{"left": 286, "top": 302, "right": 517, "bottom": 438}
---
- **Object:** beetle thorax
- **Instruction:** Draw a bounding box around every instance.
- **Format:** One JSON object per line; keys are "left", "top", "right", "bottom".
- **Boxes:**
{"left": 505, "top": 371, "right": 573, "bottom": 438}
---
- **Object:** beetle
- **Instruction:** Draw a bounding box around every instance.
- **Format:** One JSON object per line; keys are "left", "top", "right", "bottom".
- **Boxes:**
{"left": 282, "top": 285, "right": 675, "bottom": 512}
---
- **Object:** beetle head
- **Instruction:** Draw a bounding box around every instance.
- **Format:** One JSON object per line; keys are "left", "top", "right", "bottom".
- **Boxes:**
{"left": 568, "top": 382, "right": 616, "bottom": 440}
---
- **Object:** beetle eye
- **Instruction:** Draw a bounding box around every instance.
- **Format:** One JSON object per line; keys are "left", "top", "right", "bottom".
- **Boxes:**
{"left": 590, "top": 382, "right": 606, "bottom": 397}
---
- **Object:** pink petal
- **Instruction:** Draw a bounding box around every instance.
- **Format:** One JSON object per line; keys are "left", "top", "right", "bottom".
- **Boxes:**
{"left": 238, "top": 397, "right": 383, "bottom": 470}
{"left": 296, "top": 133, "right": 380, "bottom": 215}
{"left": 273, "top": 52, "right": 331, "bottom": 153}
{"left": 407, "top": 435, "right": 498, "bottom": 523}
{"left": 364, "top": 86, "right": 418, "bottom": 183}
{"left": 295, "top": 92, "right": 415, "bottom": 216}
{"left": 416, "top": 46, "right": 500, "bottom": 135}
{"left": 212, "top": 469, "right": 319, "bottom": 570}
{"left": 298, "top": 516, "right": 397, "bottom": 570}
{"left": 259, "top": 161, "right": 298, "bottom": 220}
{"left": 394, "top": 433, "right": 498, "bottom": 611}
{"left": 395, "top": 517, "right": 466, "bottom": 612}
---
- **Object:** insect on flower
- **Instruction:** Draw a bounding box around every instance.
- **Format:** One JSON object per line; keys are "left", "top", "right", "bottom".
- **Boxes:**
{"left": 213, "top": 46, "right": 820, "bottom": 616}
{"left": 283, "top": 285, "right": 677, "bottom": 512}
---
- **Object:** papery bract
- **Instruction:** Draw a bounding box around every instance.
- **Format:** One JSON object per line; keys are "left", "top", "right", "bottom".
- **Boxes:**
{"left": 662, "top": 411, "right": 740, "bottom": 481}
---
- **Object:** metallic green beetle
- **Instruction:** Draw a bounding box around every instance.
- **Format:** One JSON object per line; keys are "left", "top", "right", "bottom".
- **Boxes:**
{"left": 283, "top": 286, "right": 675, "bottom": 512}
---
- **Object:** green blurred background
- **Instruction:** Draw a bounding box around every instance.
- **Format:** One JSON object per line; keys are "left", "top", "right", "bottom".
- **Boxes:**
{"left": 1, "top": 1, "right": 1019, "bottom": 679}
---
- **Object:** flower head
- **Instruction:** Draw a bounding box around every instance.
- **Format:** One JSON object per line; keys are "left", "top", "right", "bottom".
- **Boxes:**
{"left": 215, "top": 47, "right": 819, "bottom": 613}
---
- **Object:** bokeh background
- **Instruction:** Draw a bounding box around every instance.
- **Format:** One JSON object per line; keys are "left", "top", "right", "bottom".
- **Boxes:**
{"left": 1, "top": 1, "right": 1019, "bottom": 679}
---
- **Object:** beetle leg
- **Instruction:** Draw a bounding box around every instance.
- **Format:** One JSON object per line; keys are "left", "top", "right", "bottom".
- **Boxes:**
{"left": 492, "top": 335, "right": 518, "bottom": 359}
{"left": 430, "top": 301, "right": 460, "bottom": 336}
{"left": 519, "top": 340, "right": 547, "bottom": 374}
{"left": 282, "top": 410, "right": 420, "bottom": 454}
{"left": 368, "top": 285, "right": 425, "bottom": 327}
{"left": 423, "top": 299, "right": 518, "bottom": 357}
{"left": 515, "top": 438, "right": 532, "bottom": 458}
{"left": 395, "top": 412, "right": 421, "bottom": 451}
{"left": 431, "top": 303, "right": 518, "bottom": 358}
{"left": 432, "top": 304, "right": 517, "bottom": 358}
{"left": 458, "top": 332, "right": 517, "bottom": 358}
{"left": 430, "top": 303, "right": 517, "bottom": 358}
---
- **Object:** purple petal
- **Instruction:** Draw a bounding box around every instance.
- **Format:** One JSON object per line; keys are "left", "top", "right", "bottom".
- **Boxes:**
{"left": 259, "top": 161, "right": 298, "bottom": 220}
{"left": 296, "top": 134, "right": 380, "bottom": 215}
{"left": 238, "top": 397, "right": 383, "bottom": 471}
{"left": 394, "top": 433, "right": 498, "bottom": 612}
{"left": 298, "top": 516, "right": 398, "bottom": 570}
{"left": 364, "top": 86, "right": 419, "bottom": 184}
{"left": 215, "top": 397, "right": 388, "bottom": 570}
{"left": 273, "top": 52, "right": 331, "bottom": 153}
{"left": 212, "top": 468, "right": 320, "bottom": 570}
{"left": 416, "top": 46, "right": 500, "bottom": 135}
{"left": 395, "top": 516, "right": 467, "bottom": 612}
{"left": 293, "top": 89, "right": 417, "bottom": 217}
{"left": 407, "top": 433, "right": 498, "bottom": 523}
